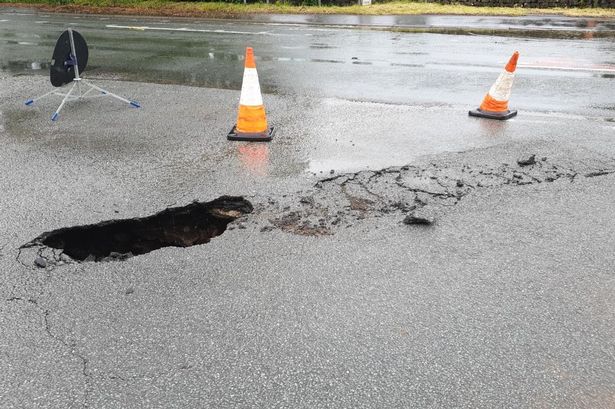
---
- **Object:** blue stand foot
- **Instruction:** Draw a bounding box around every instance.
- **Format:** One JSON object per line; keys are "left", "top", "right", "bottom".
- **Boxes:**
{"left": 25, "top": 99, "right": 34, "bottom": 106}
{"left": 51, "top": 113, "right": 59, "bottom": 122}
{"left": 130, "top": 101, "right": 141, "bottom": 108}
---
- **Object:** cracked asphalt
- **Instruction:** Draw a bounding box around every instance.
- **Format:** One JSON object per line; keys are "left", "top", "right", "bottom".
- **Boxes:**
{"left": 1, "top": 10, "right": 615, "bottom": 409}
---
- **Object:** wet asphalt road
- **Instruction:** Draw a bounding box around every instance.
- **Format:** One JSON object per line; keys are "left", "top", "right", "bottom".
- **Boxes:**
{"left": 1, "top": 8, "right": 615, "bottom": 409}
{"left": 1, "top": 10, "right": 615, "bottom": 172}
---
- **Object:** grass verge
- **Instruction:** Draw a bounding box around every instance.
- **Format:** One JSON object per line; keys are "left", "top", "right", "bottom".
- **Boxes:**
{"left": 1, "top": 0, "right": 615, "bottom": 18}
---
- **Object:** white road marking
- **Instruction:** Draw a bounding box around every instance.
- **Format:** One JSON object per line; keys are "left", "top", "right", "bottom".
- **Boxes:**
{"left": 429, "top": 61, "right": 615, "bottom": 75}
{"left": 0, "top": 19, "right": 9, "bottom": 22}
{"left": 105, "top": 24, "right": 285, "bottom": 36}
{"left": 519, "top": 63, "right": 615, "bottom": 73}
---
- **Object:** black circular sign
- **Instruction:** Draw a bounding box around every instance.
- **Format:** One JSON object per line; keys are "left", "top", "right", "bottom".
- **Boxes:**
{"left": 50, "top": 30, "right": 89, "bottom": 87}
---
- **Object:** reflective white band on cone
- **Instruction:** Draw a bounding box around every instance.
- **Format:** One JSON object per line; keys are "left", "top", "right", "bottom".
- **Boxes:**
{"left": 239, "top": 68, "right": 263, "bottom": 106}
{"left": 488, "top": 70, "right": 515, "bottom": 102}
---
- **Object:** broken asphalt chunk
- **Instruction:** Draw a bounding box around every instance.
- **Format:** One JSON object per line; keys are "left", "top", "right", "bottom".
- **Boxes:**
{"left": 517, "top": 154, "right": 536, "bottom": 167}
{"left": 34, "top": 257, "right": 47, "bottom": 268}
{"left": 403, "top": 209, "right": 435, "bottom": 226}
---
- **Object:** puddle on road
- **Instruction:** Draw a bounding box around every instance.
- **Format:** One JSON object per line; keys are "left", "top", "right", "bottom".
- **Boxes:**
{"left": 0, "top": 52, "right": 412, "bottom": 90}
{"left": 0, "top": 60, "right": 49, "bottom": 73}
{"left": 2, "top": 109, "right": 38, "bottom": 139}
{"left": 22, "top": 196, "right": 252, "bottom": 262}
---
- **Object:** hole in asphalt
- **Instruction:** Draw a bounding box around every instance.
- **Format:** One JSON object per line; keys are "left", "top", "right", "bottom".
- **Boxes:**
{"left": 24, "top": 196, "right": 253, "bottom": 262}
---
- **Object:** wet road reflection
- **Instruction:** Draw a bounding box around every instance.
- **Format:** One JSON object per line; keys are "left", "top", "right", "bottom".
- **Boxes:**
{"left": 237, "top": 144, "right": 270, "bottom": 176}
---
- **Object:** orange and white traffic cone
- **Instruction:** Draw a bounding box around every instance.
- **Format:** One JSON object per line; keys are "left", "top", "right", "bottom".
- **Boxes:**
{"left": 227, "top": 47, "right": 274, "bottom": 142}
{"left": 469, "top": 51, "right": 519, "bottom": 120}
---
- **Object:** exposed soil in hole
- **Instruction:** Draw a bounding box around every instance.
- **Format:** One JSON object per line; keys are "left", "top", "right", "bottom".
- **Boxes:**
{"left": 24, "top": 196, "right": 252, "bottom": 262}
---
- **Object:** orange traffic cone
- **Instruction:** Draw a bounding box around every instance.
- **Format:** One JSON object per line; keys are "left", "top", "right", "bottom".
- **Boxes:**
{"left": 469, "top": 51, "right": 519, "bottom": 120}
{"left": 227, "top": 47, "right": 274, "bottom": 142}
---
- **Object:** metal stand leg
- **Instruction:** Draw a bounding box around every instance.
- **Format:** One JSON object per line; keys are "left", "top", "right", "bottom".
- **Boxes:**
{"left": 25, "top": 85, "right": 76, "bottom": 109}
{"left": 24, "top": 80, "right": 141, "bottom": 121}
{"left": 25, "top": 89, "right": 64, "bottom": 106}
{"left": 51, "top": 82, "right": 77, "bottom": 121}
{"left": 83, "top": 80, "right": 141, "bottom": 108}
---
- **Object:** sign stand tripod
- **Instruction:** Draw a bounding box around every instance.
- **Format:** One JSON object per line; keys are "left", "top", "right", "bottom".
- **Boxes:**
{"left": 25, "top": 28, "right": 140, "bottom": 121}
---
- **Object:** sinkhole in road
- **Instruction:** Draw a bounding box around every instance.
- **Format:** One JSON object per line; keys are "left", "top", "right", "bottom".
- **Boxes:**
{"left": 25, "top": 196, "right": 253, "bottom": 262}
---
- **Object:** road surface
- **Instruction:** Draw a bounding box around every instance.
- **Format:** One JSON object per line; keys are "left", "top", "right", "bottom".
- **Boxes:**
{"left": 0, "top": 9, "right": 614, "bottom": 409}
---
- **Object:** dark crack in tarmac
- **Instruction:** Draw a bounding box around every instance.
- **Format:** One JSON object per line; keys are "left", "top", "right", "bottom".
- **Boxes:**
{"left": 260, "top": 149, "right": 615, "bottom": 236}
{"left": 4, "top": 296, "right": 91, "bottom": 407}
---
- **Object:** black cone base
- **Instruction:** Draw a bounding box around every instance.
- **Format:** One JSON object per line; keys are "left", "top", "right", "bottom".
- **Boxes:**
{"left": 50, "top": 30, "right": 88, "bottom": 87}
{"left": 227, "top": 126, "right": 275, "bottom": 142}
{"left": 469, "top": 109, "right": 517, "bottom": 120}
